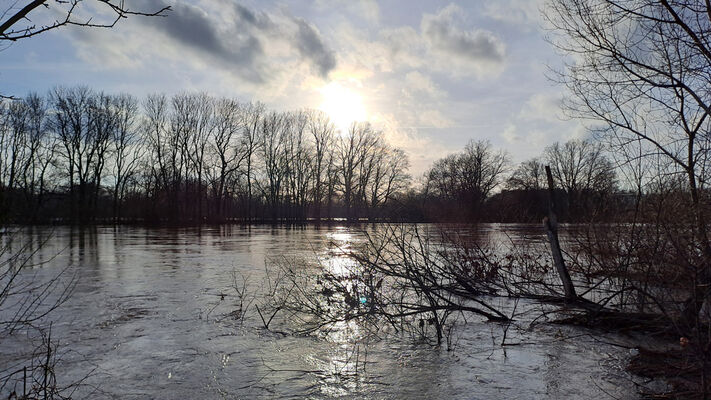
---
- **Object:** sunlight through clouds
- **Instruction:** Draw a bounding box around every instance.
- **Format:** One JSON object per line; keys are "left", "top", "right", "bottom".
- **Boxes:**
{"left": 3, "top": 0, "right": 586, "bottom": 172}
{"left": 319, "top": 81, "right": 368, "bottom": 134}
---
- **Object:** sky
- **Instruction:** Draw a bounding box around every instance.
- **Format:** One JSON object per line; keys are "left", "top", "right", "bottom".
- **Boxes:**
{"left": 3, "top": 0, "right": 586, "bottom": 176}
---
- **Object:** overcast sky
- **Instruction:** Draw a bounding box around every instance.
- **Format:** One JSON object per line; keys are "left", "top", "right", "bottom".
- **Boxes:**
{"left": 3, "top": 0, "right": 586, "bottom": 176}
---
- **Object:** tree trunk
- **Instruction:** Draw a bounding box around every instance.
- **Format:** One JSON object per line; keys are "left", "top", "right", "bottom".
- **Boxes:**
{"left": 544, "top": 165, "right": 577, "bottom": 300}
{"left": 681, "top": 166, "right": 711, "bottom": 326}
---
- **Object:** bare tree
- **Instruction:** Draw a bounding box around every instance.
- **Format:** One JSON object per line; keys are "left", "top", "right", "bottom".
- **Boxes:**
{"left": 110, "top": 93, "right": 142, "bottom": 222}
{"left": 544, "top": 139, "right": 616, "bottom": 217}
{"left": 283, "top": 110, "right": 313, "bottom": 221}
{"left": 307, "top": 110, "right": 335, "bottom": 221}
{"left": 143, "top": 93, "right": 175, "bottom": 219}
{"left": 242, "top": 102, "right": 264, "bottom": 222}
{"left": 1, "top": 88, "right": 415, "bottom": 223}
{"left": 87, "top": 92, "right": 115, "bottom": 217}
{"left": 260, "top": 111, "right": 288, "bottom": 221}
{"left": 0, "top": 1, "right": 169, "bottom": 42}
{"left": 367, "top": 146, "right": 410, "bottom": 218}
{"left": 17, "top": 94, "right": 55, "bottom": 221}
{"left": 206, "top": 98, "right": 246, "bottom": 221}
{"left": 0, "top": 100, "right": 29, "bottom": 217}
{"left": 546, "top": 0, "right": 711, "bottom": 323}
{"left": 426, "top": 140, "right": 508, "bottom": 220}
{"left": 169, "top": 93, "right": 214, "bottom": 222}
{"left": 338, "top": 122, "right": 378, "bottom": 221}
{"left": 50, "top": 86, "right": 98, "bottom": 222}
{"left": 258, "top": 224, "right": 508, "bottom": 346}
{"left": 355, "top": 129, "right": 381, "bottom": 217}
{"left": 507, "top": 157, "right": 546, "bottom": 191}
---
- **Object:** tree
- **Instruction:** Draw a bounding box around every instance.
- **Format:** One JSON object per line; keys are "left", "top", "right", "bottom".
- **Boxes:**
{"left": 242, "top": 102, "right": 264, "bottom": 221}
{"left": 307, "top": 110, "right": 335, "bottom": 221}
{"left": 507, "top": 158, "right": 546, "bottom": 191}
{"left": 0, "top": 99, "right": 29, "bottom": 217}
{"left": 543, "top": 139, "right": 616, "bottom": 217}
{"left": 364, "top": 145, "right": 410, "bottom": 219}
{"left": 338, "top": 122, "right": 378, "bottom": 221}
{"left": 87, "top": 92, "right": 115, "bottom": 216}
{"left": 0, "top": 87, "right": 415, "bottom": 223}
{"left": 546, "top": 0, "right": 711, "bottom": 323}
{"left": 143, "top": 93, "right": 175, "bottom": 219}
{"left": 283, "top": 110, "right": 313, "bottom": 221}
{"left": 260, "top": 111, "right": 288, "bottom": 220}
{"left": 0, "top": 1, "right": 169, "bottom": 42}
{"left": 110, "top": 93, "right": 143, "bottom": 221}
{"left": 426, "top": 140, "right": 508, "bottom": 220}
{"left": 207, "top": 98, "right": 246, "bottom": 220}
{"left": 51, "top": 86, "right": 98, "bottom": 222}
{"left": 172, "top": 93, "right": 213, "bottom": 221}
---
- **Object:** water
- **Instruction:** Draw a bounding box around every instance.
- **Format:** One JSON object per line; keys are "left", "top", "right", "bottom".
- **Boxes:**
{"left": 0, "top": 224, "right": 642, "bottom": 399}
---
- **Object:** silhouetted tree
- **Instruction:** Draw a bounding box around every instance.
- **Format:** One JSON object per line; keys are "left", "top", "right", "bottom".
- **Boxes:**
{"left": 307, "top": 110, "right": 335, "bottom": 221}
{"left": 207, "top": 98, "right": 246, "bottom": 220}
{"left": 507, "top": 158, "right": 546, "bottom": 191}
{"left": 425, "top": 140, "right": 508, "bottom": 220}
{"left": 547, "top": 0, "right": 711, "bottom": 323}
{"left": 543, "top": 139, "right": 616, "bottom": 217}
{"left": 111, "top": 93, "right": 142, "bottom": 221}
{"left": 0, "top": 1, "right": 169, "bottom": 42}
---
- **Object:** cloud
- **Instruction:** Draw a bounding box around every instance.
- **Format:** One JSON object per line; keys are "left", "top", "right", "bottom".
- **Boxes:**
{"left": 519, "top": 92, "right": 564, "bottom": 123}
{"left": 48, "top": 1, "right": 539, "bottom": 174}
{"left": 494, "top": 91, "right": 588, "bottom": 162}
{"left": 502, "top": 124, "right": 521, "bottom": 144}
{"left": 314, "top": 0, "right": 380, "bottom": 23}
{"left": 421, "top": 5, "right": 505, "bottom": 66}
{"left": 402, "top": 71, "right": 444, "bottom": 99}
{"left": 292, "top": 17, "right": 336, "bottom": 77}
{"left": 68, "top": 0, "right": 336, "bottom": 85}
{"left": 371, "top": 112, "right": 452, "bottom": 177}
{"left": 155, "top": 2, "right": 265, "bottom": 81}
{"left": 337, "top": 4, "right": 507, "bottom": 79}
{"left": 482, "top": 0, "right": 543, "bottom": 30}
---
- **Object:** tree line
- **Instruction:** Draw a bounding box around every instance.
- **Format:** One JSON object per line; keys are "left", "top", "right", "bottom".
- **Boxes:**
{"left": 416, "top": 138, "right": 621, "bottom": 222}
{"left": 1, "top": 86, "right": 690, "bottom": 225}
{"left": 0, "top": 87, "right": 410, "bottom": 223}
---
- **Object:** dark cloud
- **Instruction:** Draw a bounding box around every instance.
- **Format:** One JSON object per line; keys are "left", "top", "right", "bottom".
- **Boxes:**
{"left": 422, "top": 7, "right": 504, "bottom": 64}
{"left": 232, "top": 3, "right": 274, "bottom": 30}
{"left": 234, "top": 3, "right": 260, "bottom": 26}
{"left": 139, "top": 1, "right": 335, "bottom": 81}
{"left": 160, "top": 2, "right": 263, "bottom": 79}
{"left": 292, "top": 18, "right": 336, "bottom": 77}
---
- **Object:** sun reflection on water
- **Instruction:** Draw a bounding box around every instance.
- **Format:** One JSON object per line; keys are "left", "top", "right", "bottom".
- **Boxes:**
{"left": 328, "top": 228, "right": 356, "bottom": 247}
{"left": 310, "top": 227, "right": 376, "bottom": 396}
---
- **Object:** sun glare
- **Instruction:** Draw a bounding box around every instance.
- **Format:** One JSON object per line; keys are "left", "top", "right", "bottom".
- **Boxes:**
{"left": 319, "top": 82, "right": 367, "bottom": 134}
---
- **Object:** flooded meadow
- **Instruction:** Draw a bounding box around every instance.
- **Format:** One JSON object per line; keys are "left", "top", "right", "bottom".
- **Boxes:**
{"left": 0, "top": 225, "right": 646, "bottom": 399}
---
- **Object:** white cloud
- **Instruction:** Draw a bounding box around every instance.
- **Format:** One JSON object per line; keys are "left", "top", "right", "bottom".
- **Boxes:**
{"left": 371, "top": 112, "right": 452, "bottom": 177}
{"left": 502, "top": 124, "right": 521, "bottom": 144}
{"left": 402, "top": 71, "right": 445, "bottom": 99}
{"left": 483, "top": 0, "right": 544, "bottom": 30}
{"left": 314, "top": 0, "right": 380, "bottom": 23}
{"left": 332, "top": 4, "right": 506, "bottom": 80}
{"left": 519, "top": 92, "right": 564, "bottom": 123}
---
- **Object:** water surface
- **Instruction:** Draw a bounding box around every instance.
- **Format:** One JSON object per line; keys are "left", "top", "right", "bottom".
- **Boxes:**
{"left": 1, "top": 224, "right": 641, "bottom": 399}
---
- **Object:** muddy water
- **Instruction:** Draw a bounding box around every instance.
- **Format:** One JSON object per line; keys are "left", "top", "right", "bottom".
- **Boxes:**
{"left": 1, "top": 225, "right": 641, "bottom": 399}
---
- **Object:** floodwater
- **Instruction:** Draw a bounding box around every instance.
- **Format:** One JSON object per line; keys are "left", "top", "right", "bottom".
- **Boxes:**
{"left": 0, "top": 224, "right": 643, "bottom": 399}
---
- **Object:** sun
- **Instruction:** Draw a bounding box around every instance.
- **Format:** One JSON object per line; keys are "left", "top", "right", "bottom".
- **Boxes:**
{"left": 318, "top": 82, "right": 367, "bottom": 134}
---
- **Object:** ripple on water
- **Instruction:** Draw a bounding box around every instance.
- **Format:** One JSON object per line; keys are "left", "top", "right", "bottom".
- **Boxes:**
{"left": 0, "top": 225, "right": 642, "bottom": 399}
